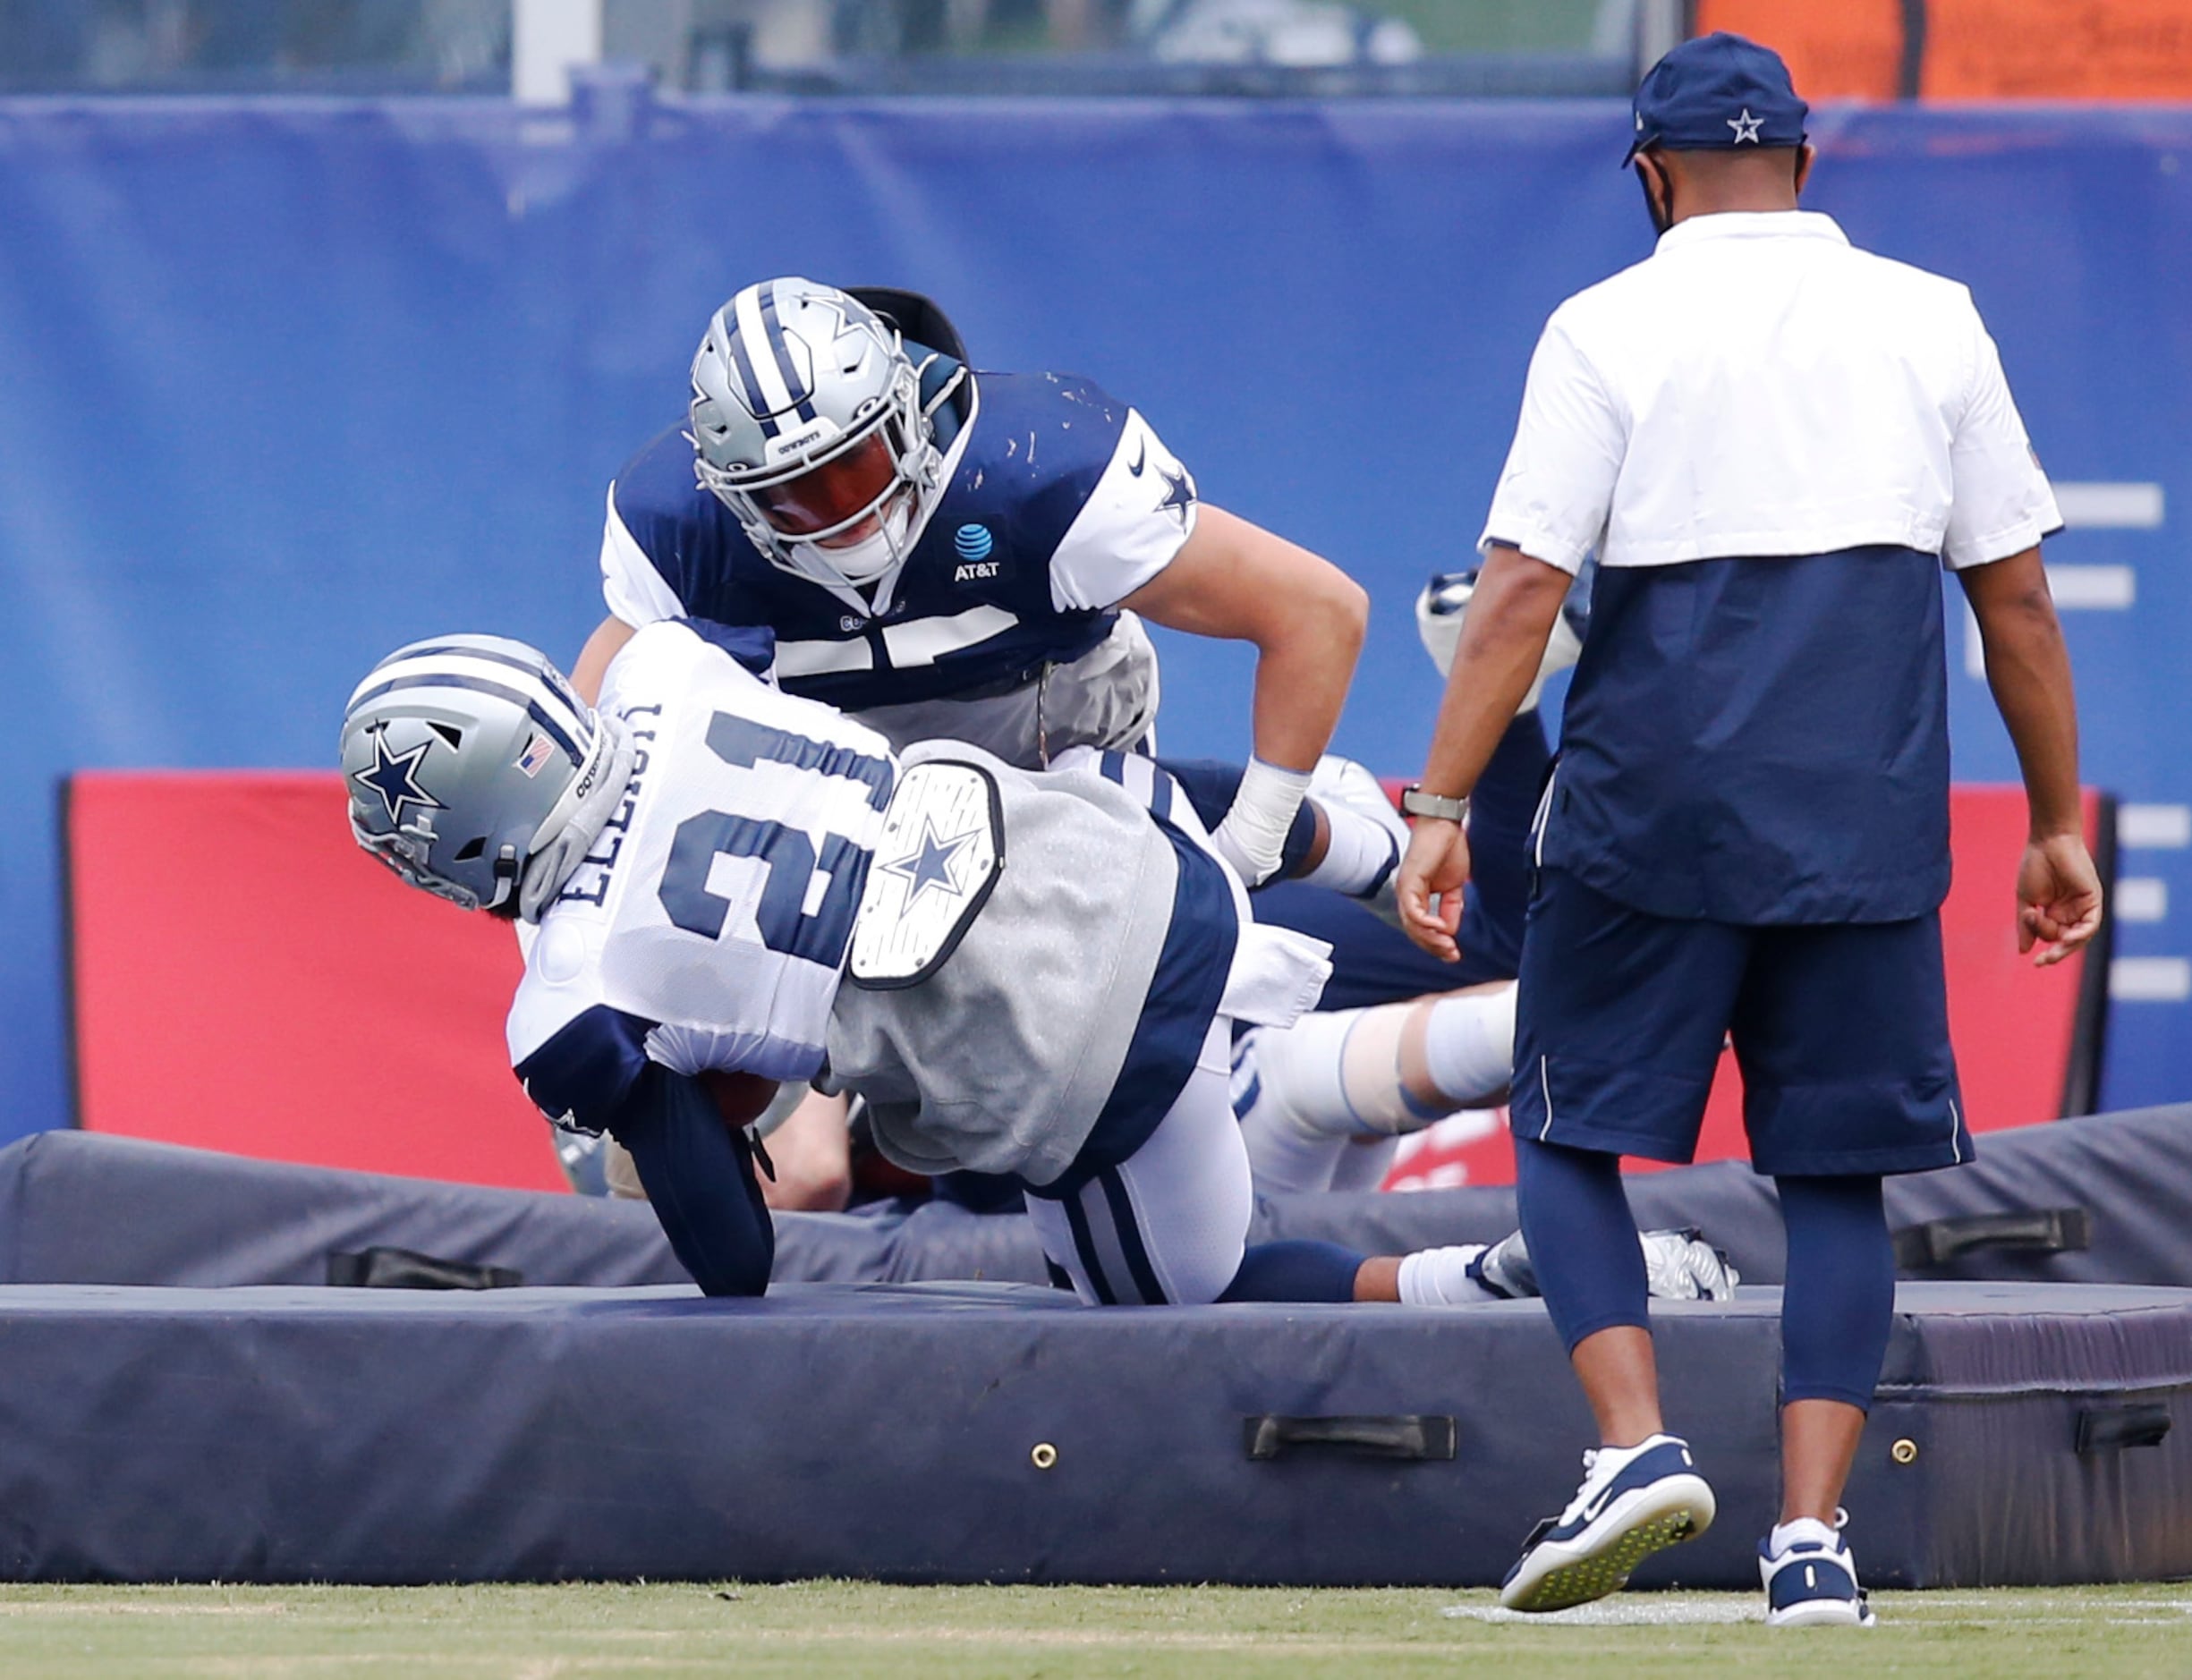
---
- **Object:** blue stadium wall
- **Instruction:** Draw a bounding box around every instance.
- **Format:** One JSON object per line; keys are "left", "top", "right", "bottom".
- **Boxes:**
{"left": 1, "top": 94, "right": 2187, "bottom": 1144}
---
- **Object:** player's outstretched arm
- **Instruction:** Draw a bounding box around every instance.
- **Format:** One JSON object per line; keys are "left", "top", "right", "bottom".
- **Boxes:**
{"left": 1122, "top": 505, "right": 1368, "bottom": 884}
{"left": 1958, "top": 546, "right": 2104, "bottom": 966}
{"left": 610, "top": 1064, "right": 777, "bottom": 1297}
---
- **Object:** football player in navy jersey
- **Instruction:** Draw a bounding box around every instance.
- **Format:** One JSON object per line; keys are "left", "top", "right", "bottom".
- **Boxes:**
{"left": 569, "top": 277, "right": 1367, "bottom": 895}
{"left": 341, "top": 624, "right": 1734, "bottom": 1311}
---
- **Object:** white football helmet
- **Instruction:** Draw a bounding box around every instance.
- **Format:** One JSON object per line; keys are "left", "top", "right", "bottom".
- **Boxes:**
{"left": 688, "top": 277, "right": 948, "bottom": 596}
{"left": 340, "top": 635, "right": 627, "bottom": 920}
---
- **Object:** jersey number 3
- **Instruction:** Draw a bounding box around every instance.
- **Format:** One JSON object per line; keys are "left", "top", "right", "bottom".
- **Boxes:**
{"left": 657, "top": 712, "right": 889, "bottom": 966}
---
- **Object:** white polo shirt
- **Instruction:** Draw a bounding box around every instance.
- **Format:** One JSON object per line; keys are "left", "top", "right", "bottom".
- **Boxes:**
{"left": 1480, "top": 211, "right": 2060, "bottom": 573}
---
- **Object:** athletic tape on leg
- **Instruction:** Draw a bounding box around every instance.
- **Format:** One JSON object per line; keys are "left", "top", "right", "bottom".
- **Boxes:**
{"left": 1420, "top": 986, "right": 1518, "bottom": 1108}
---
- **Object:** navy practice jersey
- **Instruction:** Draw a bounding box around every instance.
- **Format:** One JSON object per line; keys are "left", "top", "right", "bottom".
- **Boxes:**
{"left": 599, "top": 363, "right": 1199, "bottom": 714}
{"left": 508, "top": 621, "right": 898, "bottom": 1136}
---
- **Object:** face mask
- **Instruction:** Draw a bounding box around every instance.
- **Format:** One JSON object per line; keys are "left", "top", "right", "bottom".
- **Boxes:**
{"left": 795, "top": 493, "right": 914, "bottom": 585}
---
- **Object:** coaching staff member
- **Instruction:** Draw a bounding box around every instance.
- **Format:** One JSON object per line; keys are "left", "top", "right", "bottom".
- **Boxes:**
{"left": 1395, "top": 33, "right": 2103, "bottom": 1627}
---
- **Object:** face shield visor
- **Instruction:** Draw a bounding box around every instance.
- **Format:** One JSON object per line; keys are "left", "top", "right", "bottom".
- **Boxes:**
{"left": 747, "top": 432, "right": 907, "bottom": 549}
{"left": 694, "top": 351, "right": 940, "bottom": 591}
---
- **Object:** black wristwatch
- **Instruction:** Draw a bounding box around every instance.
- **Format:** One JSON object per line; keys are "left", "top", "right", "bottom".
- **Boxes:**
{"left": 1398, "top": 785, "right": 1469, "bottom": 823}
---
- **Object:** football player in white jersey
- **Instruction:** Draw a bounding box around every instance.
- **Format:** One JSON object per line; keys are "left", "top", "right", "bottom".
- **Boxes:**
{"left": 344, "top": 624, "right": 1733, "bottom": 1310}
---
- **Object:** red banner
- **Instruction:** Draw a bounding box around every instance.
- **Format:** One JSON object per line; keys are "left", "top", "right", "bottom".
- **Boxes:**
{"left": 69, "top": 772, "right": 564, "bottom": 1191}
{"left": 68, "top": 773, "right": 2102, "bottom": 1196}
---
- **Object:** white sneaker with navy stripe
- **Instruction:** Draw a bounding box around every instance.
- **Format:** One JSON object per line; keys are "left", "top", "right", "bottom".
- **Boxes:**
{"left": 1500, "top": 1434, "right": 1715, "bottom": 1613}
{"left": 1760, "top": 1512, "right": 1876, "bottom": 1627}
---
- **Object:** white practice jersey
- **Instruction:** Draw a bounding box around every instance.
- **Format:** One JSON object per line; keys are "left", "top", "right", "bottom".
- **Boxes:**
{"left": 507, "top": 622, "right": 897, "bottom": 1133}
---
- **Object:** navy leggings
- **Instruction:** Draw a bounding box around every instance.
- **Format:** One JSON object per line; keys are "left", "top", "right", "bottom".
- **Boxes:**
{"left": 1514, "top": 1137, "right": 1894, "bottom": 1409}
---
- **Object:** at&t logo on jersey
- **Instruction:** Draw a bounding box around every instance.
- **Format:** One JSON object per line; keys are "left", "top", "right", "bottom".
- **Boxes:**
{"left": 953, "top": 522, "right": 1003, "bottom": 583}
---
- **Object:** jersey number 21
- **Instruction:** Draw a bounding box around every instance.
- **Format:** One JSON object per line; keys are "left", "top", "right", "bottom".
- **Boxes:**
{"left": 657, "top": 711, "right": 891, "bottom": 968}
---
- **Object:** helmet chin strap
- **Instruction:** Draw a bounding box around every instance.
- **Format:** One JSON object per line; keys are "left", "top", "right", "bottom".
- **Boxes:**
{"left": 516, "top": 713, "right": 636, "bottom": 922}
{"left": 772, "top": 489, "right": 935, "bottom": 618}
{"left": 803, "top": 495, "right": 911, "bottom": 581}
{"left": 797, "top": 492, "right": 923, "bottom": 582}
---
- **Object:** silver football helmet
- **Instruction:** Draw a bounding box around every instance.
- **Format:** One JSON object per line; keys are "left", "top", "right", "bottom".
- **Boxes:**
{"left": 688, "top": 277, "right": 947, "bottom": 593}
{"left": 340, "top": 634, "right": 625, "bottom": 920}
{"left": 1416, "top": 564, "right": 1591, "bottom": 713}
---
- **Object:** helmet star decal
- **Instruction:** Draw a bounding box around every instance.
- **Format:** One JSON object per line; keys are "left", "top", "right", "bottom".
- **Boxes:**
{"left": 1157, "top": 462, "right": 1197, "bottom": 524}
{"left": 352, "top": 730, "right": 445, "bottom": 828}
{"left": 880, "top": 818, "right": 978, "bottom": 909}
{"left": 805, "top": 291, "right": 869, "bottom": 352}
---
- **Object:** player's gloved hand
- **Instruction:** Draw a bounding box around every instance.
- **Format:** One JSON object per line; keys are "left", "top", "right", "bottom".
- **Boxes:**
{"left": 1211, "top": 758, "right": 1313, "bottom": 887}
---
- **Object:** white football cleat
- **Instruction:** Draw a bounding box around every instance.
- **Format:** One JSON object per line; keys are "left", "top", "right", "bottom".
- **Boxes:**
{"left": 1461, "top": 1227, "right": 1739, "bottom": 1303}
{"left": 1639, "top": 1227, "right": 1742, "bottom": 1302}
{"left": 1309, "top": 754, "right": 1410, "bottom": 855}
{"left": 1307, "top": 752, "right": 1410, "bottom": 913}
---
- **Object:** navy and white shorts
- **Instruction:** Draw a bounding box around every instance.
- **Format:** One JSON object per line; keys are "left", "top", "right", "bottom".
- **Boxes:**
{"left": 1508, "top": 868, "right": 1970, "bottom": 1176}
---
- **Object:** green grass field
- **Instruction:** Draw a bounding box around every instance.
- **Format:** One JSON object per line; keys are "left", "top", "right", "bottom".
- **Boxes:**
{"left": 2, "top": 1581, "right": 2189, "bottom": 1678}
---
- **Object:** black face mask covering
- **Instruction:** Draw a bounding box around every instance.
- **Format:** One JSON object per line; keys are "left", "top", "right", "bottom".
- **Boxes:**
{"left": 1635, "top": 157, "right": 1675, "bottom": 236}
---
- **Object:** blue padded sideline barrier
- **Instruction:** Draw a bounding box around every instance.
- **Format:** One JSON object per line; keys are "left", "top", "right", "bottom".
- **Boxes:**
{"left": 0, "top": 1279, "right": 2185, "bottom": 1588}
{"left": 0, "top": 1130, "right": 1049, "bottom": 1288}
{"left": 1260, "top": 1101, "right": 2192, "bottom": 1291}
{"left": 4, "top": 97, "right": 2192, "bottom": 1150}
{"left": 7, "top": 1105, "right": 2192, "bottom": 1294}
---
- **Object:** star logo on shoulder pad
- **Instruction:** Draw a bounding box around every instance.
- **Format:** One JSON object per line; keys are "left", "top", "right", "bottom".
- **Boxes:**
{"left": 1729, "top": 108, "right": 1763, "bottom": 144}
{"left": 353, "top": 730, "right": 445, "bottom": 828}
{"left": 1157, "top": 463, "right": 1196, "bottom": 525}
{"left": 881, "top": 818, "right": 978, "bottom": 909}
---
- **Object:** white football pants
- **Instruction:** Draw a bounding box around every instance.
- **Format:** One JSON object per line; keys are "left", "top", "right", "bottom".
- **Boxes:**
{"left": 1023, "top": 1022, "right": 1253, "bottom": 1307}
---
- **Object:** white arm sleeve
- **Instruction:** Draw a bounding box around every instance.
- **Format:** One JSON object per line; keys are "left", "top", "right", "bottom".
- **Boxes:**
{"left": 1943, "top": 309, "right": 2062, "bottom": 570}
{"left": 1049, "top": 408, "right": 1200, "bottom": 611}
{"left": 599, "top": 481, "right": 687, "bottom": 626}
{"left": 1477, "top": 317, "right": 1626, "bottom": 574}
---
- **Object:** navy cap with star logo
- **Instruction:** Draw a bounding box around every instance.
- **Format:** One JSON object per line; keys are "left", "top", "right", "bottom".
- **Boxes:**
{"left": 1624, "top": 31, "right": 1807, "bottom": 165}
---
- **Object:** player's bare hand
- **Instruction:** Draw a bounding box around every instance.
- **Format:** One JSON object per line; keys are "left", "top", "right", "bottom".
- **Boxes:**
{"left": 2017, "top": 832, "right": 2104, "bottom": 967}
{"left": 1396, "top": 818, "right": 1471, "bottom": 963}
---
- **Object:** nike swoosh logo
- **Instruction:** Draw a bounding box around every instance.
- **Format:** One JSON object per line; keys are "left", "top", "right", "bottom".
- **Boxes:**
{"left": 1128, "top": 437, "right": 1148, "bottom": 477}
